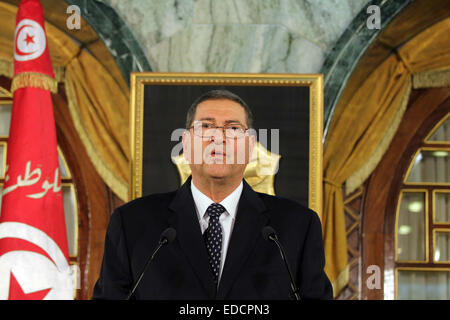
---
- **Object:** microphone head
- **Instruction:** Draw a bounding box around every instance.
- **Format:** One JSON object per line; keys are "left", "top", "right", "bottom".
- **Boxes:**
{"left": 261, "top": 226, "right": 277, "bottom": 241}
{"left": 160, "top": 227, "right": 177, "bottom": 244}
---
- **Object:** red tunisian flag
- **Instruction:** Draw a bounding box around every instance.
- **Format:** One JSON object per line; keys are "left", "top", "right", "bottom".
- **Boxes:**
{"left": 0, "top": 0, "right": 73, "bottom": 300}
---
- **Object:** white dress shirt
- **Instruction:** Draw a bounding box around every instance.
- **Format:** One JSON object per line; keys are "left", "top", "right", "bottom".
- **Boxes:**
{"left": 190, "top": 180, "right": 243, "bottom": 283}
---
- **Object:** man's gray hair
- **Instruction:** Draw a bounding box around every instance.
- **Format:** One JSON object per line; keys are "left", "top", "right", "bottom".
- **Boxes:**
{"left": 185, "top": 89, "right": 254, "bottom": 129}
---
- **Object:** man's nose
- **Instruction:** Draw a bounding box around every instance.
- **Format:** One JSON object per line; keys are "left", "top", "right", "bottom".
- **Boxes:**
{"left": 211, "top": 127, "right": 225, "bottom": 143}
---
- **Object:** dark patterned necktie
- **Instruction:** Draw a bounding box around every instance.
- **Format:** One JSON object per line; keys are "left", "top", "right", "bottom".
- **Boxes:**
{"left": 204, "top": 203, "right": 226, "bottom": 285}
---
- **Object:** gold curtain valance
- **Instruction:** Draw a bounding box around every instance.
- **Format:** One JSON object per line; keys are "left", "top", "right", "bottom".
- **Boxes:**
{"left": 413, "top": 68, "right": 450, "bottom": 89}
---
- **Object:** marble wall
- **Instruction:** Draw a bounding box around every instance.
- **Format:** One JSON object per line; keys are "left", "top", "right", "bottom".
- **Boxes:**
{"left": 100, "top": 0, "right": 370, "bottom": 74}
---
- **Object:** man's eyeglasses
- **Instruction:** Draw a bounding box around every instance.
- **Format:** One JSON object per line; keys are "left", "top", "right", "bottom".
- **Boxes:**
{"left": 188, "top": 122, "right": 248, "bottom": 139}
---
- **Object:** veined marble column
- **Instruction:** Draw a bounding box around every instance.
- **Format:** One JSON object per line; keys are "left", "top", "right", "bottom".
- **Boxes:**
{"left": 102, "top": 0, "right": 370, "bottom": 73}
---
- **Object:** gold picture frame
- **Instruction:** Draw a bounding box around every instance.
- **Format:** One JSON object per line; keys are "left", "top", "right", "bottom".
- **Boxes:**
{"left": 130, "top": 73, "right": 323, "bottom": 218}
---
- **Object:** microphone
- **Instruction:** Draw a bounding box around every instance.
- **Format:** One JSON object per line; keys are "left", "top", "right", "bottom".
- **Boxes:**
{"left": 261, "top": 226, "right": 301, "bottom": 300}
{"left": 126, "top": 227, "right": 176, "bottom": 300}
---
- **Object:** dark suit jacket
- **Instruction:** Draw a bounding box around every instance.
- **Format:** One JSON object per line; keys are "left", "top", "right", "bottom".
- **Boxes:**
{"left": 92, "top": 177, "right": 333, "bottom": 300}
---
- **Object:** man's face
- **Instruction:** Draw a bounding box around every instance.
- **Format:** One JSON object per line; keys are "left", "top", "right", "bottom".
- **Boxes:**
{"left": 182, "top": 98, "right": 255, "bottom": 182}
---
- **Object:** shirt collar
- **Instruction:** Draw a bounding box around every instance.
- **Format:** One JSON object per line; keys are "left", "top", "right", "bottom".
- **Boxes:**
{"left": 191, "top": 180, "right": 243, "bottom": 220}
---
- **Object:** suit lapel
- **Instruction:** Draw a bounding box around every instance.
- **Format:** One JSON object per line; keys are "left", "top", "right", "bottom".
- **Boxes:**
{"left": 167, "top": 177, "right": 217, "bottom": 298}
{"left": 216, "top": 180, "right": 269, "bottom": 299}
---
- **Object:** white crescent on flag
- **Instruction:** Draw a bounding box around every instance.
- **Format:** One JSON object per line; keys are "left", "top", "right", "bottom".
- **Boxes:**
{"left": 14, "top": 19, "right": 46, "bottom": 62}
{"left": 0, "top": 222, "right": 74, "bottom": 300}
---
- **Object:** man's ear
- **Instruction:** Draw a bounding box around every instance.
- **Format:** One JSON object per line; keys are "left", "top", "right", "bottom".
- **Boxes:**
{"left": 182, "top": 130, "right": 191, "bottom": 162}
{"left": 249, "top": 133, "right": 256, "bottom": 151}
{"left": 243, "top": 131, "right": 256, "bottom": 164}
{"left": 248, "top": 131, "right": 256, "bottom": 158}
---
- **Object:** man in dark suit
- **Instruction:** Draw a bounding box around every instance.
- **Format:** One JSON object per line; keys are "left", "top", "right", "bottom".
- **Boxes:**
{"left": 92, "top": 89, "right": 332, "bottom": 300}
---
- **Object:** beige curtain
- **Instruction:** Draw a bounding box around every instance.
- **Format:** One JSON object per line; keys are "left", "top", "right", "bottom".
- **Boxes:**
{"left": 398, "top": 271, "right": 450, "bottom": 299}
{"left": 0, "top": 2, "right": 130, "bottom": 201}
{"left": 323, "top": 18, "right": 450, "bottom": 296}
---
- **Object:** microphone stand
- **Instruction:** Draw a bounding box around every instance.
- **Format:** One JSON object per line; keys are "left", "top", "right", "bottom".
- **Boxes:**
{"left": 126, "top": 238, "right": 169, "bottom": 300}
{"left": 268, "top": 234, "right": 301, "bottom": 301}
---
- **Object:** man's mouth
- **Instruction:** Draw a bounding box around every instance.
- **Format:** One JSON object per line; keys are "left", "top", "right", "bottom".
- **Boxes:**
{"left": 211, "top": 151, "right": 226, "bottom": 157}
